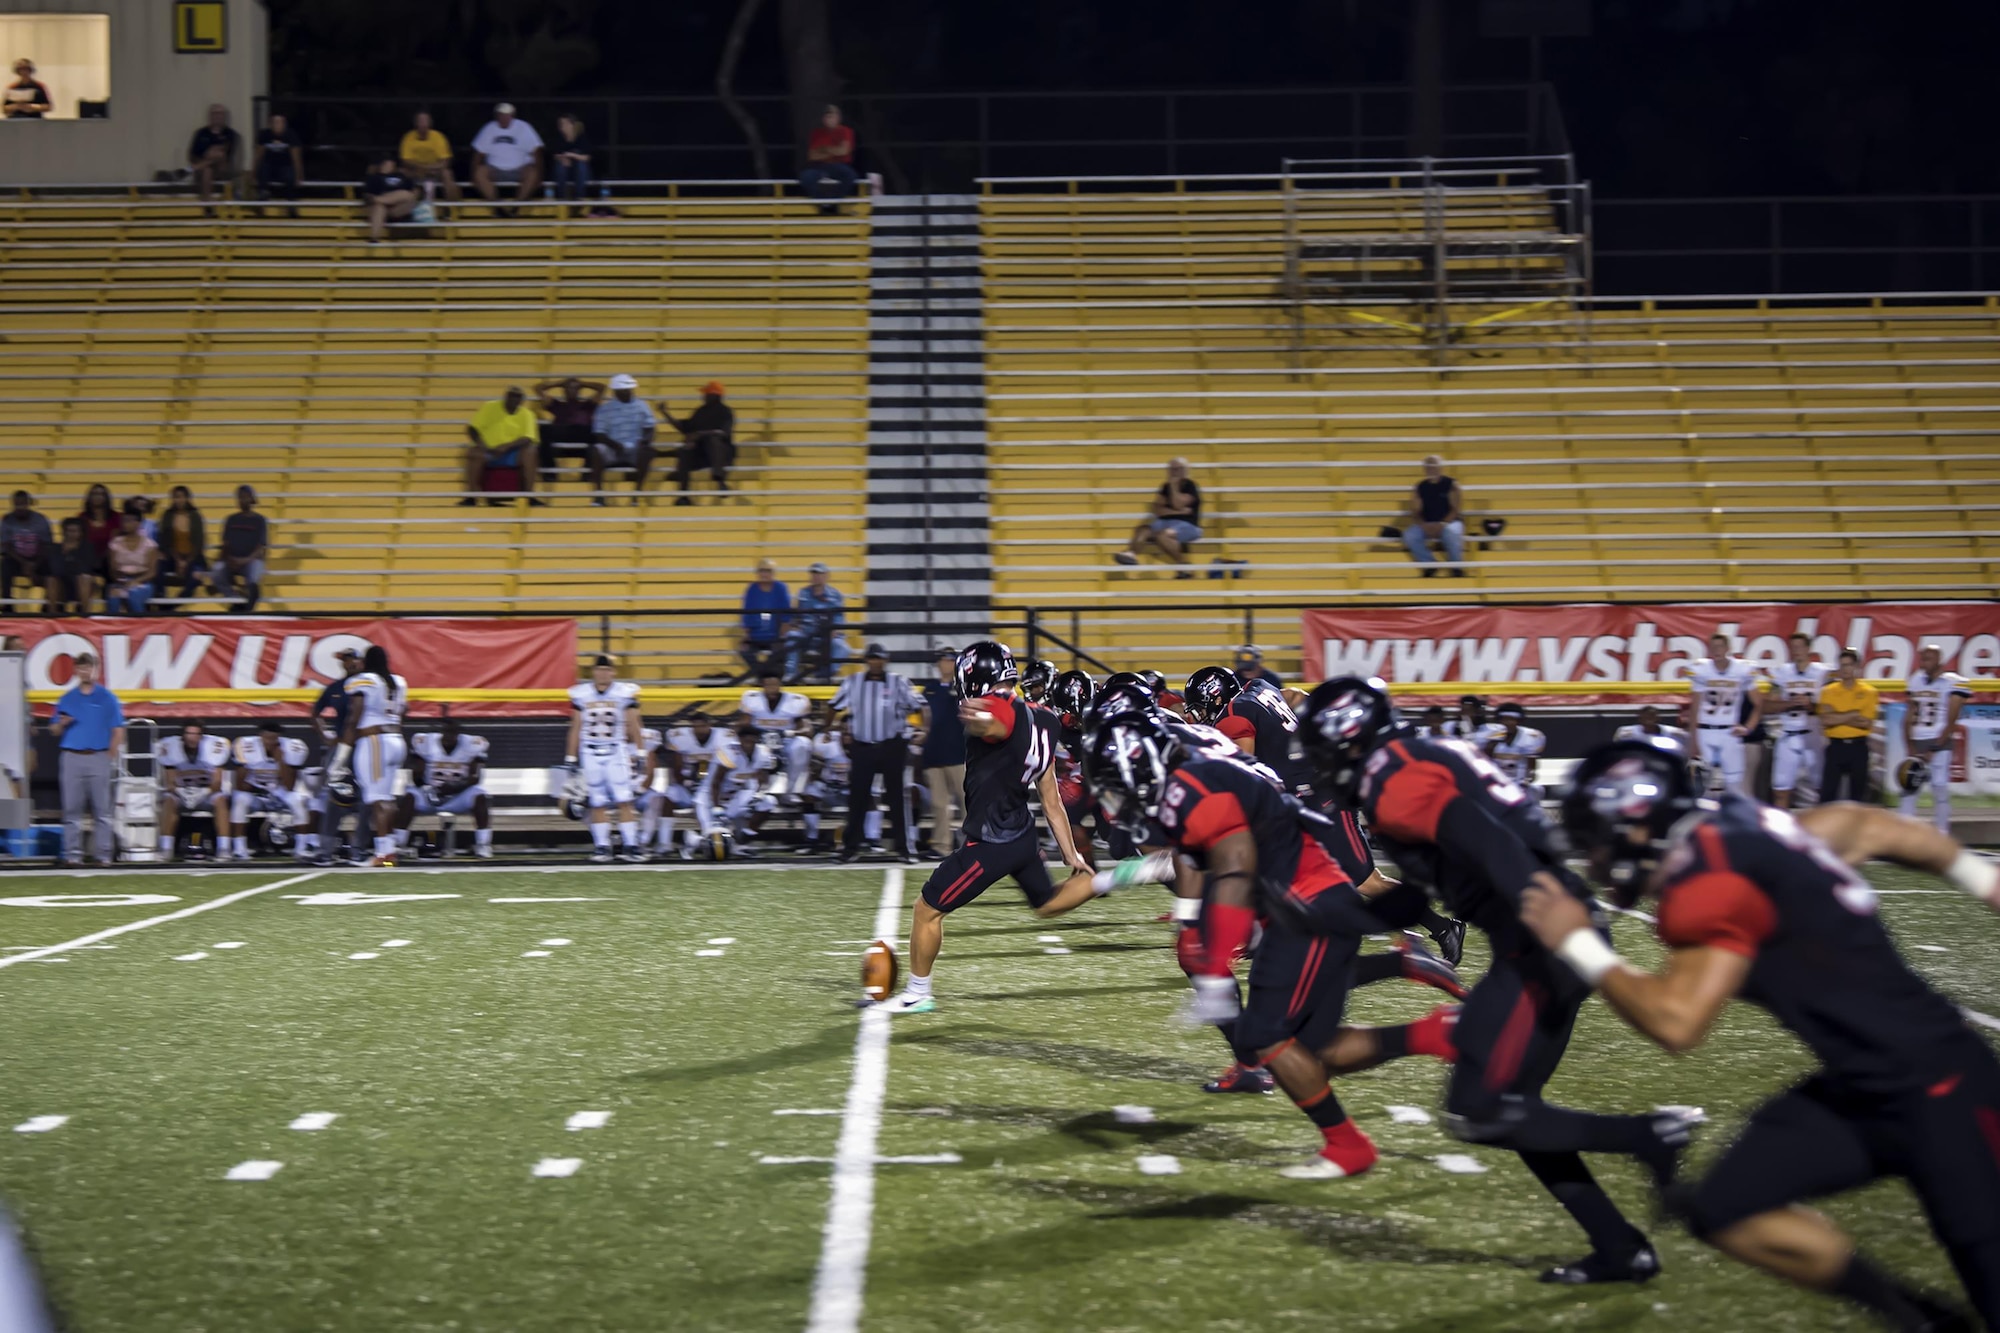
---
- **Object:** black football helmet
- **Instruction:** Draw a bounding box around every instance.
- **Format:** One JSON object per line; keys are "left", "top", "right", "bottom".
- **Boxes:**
{"left": 1021, "top": 659, "right": 1057, "bottom": 704}
{"left": 1086, "top": 676, "right": 1158, "bottom": 730}
{"left": 1048, "top": 669, "right": 1096, "bottom": 729}
{"left": 1136, "top": 669, "right": 1168, "bottom": 698}
{"left": 1561, "top": 738, "right": 1702, "bottom": 903}
{"left": 1100, "top": 670, "right": 1154, "bottom": 700}
{"left": 1182, "top": 665, "right": 1242, "bottom": 725}
{"left": 1299, "top": 676, "right": 1402, "bottom": 804}
{"left": 1081, "top": 711, "right": 1186, "bottom": 835}
{"left": 956, "top": 641, "right": 1020, "bottom": 700}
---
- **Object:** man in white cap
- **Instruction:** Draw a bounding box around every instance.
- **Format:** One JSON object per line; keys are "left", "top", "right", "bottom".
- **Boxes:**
{"left": 588, "top": 374, "right": 657, "bottom": 505}
{"left": 471, "top": 102, "right": 543, "bottom": 215}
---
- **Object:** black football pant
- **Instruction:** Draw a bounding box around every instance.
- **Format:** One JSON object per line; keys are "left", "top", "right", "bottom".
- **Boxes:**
{"left": 1444, "top": 946, "right": 1660, "bottom": 1261}
{"left": 919, "top": 833, "right": 1054, "bottom": 913}
{"left": 843, "top": 738, "right": 909, "bottom": 856}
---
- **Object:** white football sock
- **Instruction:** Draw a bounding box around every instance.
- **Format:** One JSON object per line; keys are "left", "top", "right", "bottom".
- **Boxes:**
{"left": 475, "top": 827, "right": 492, "bottom": 849}
{"left": 590, "top": 822, "right": 611, "bottom": 849}
{"left": 158, "top": 834, "right": 173, "bottom": 852}
{"left": 374, "top": 835, "right": 395, "bottom": 859}
{"left": 864, "top": 810, "right": 883, "bottom": 842}
{"left": 803, "top": 811, "right": 820, "bottom": 839}
{"left": 394, "top": 828, "right": 412, "bottom": 848}
{"left": 618, "top": 820, "right": 639, "bottom": 849}
{"left": 907, "top": 973, "right": 932, "bottom": 995}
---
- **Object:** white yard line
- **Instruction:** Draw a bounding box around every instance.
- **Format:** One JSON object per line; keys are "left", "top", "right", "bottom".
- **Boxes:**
{"left": 805, "top": 866, "right": 905, "bottom": 1333}
{"left": 0, "top": 870, "right": 324, "bottom": 972}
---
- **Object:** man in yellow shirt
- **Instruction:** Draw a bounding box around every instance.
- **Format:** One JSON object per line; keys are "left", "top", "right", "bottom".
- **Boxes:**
{"left": 1817, "top": 647, "right": 1879, "bottom": 803}
{"left": 398, "top": 110, "right": 460, "bottom": 200}
{"left": 463, "top": 386, "right": 545, "bottom": 506}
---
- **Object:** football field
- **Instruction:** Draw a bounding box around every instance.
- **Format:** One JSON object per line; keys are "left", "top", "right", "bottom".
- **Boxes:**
{"left": 2, "top": 861, "right": 1995, "bottom": 1332}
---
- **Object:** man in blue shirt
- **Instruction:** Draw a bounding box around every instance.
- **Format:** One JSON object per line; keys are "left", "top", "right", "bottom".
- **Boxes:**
{"left": 918, "top": 646, "right": 966, "bottom": 858}
{"left": 784, "top": 561, "right": 848, "bottom": 682}
{"left": 588, "top": 374, "right": 657, "bottom": 505}
{"left": 48, "top": 651, "right": 125, "bottom": 866}
{"left": 739, "top": 559, "right": 791, "bottom": 675}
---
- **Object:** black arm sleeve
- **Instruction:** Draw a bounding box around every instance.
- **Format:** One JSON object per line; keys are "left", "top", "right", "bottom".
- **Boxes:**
{"left": 1433, "top": 797, "right": 1546, "bottom": 910}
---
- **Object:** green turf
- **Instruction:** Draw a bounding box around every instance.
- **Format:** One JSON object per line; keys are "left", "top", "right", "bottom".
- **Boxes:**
{"left": 1, "top": 862, "right": 1995, "bottom": 1331}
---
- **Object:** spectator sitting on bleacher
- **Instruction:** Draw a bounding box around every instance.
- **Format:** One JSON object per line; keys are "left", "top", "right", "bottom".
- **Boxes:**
{"left": 471, "top": 102, "right": 543, "bottom": 217}
{"left": 588, "top": 374, "right": 657, "bottom": 506}
{"left": 211, "top": 484, "right": 267, "bottom": 612}
{"left": 740, "top": 559, "right": 792, "bottom": 675}
{"left": 1401, "top": 453, "right": 1467, "bottom": 578}
{"left": 124, "top": 494, "right": 158, "bottom": 542}
{"left": 5, "top": 59, "right": 52, "bottom": 119}
{"left": 534, "top": 376, "right": 604, "bottom": 485}
{"left": 78, "top": 484, "right": 115, "bottom": 557}
{"left": 104, "top": 510, "right": 158, "bottom": 615}
{"left": 252, "top": 113, "right": 305, "bottom": 216}
{"left": 2, "top": 491, "right": 52, "bottom": 612}
{"left": 664, "top": 382, "right": 736, "bottom": 505}
{"left": 361, "top": 155, "right": 420, "bottom": 243}
{"left": 187, "top": 104, "right": 240, "bottom": 202}
{"left": 785, "top": 562, "right": 849, "bottom": 681}
{"left": 800, "top": 104, "right": 858, "bottom": 213}
{"left": 399, "top": 111, "right": 460, "bottom": 202}
{"left": 551, "top": 114, "right": 594, "bottom": 208}
{"left": 1113, "top": 457, "right": 1201, "bottom": 575}
{"left": 46, "top": 516, "right": 99, "bottom": 614}
{"left": 153, "top": 485, "right": 205, "bottom": 610}
{"left": 462, "top": 386, "right": 546, "bottom": 507}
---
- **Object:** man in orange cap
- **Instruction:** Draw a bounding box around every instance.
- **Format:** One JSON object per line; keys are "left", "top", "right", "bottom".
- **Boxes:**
{"left": 663, "top": 381, "right": 737, "bottom": 506}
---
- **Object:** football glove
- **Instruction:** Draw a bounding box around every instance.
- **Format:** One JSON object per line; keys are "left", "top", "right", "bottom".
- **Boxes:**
{"left": 1179, "top": 974, "right": 1240, "bottom": 1028}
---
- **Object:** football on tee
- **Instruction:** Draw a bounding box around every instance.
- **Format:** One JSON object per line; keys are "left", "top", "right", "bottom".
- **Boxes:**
{"left": 862, "top": 939, "right": 899, "bottom": 1003}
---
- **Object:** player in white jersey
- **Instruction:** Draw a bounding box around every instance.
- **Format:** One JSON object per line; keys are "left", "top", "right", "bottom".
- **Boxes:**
{"left": 796, "top": 724, "right": 852, "bottom": 853}
{"left": 1444, "top": 694, "right": 1487, "bottom": 741}
{"left": 563, "top": 653, "right": 645, "bottom": 862}
{"left": 738, "top": 669, "right": 814, "bottom": 799}
{"left": 1613, "top": 705, "right": 1690, "bottom": 751}
{"left": 227, "top": 722, "right": 308, "bottom": 860}
{"left": 154, "top": 723, "right": 234, "bottom": 860}
{"left": 1685, "top": 632, "right": 1764, "bottom": 793}
{"left": 1900, "top": 643, "right": 1972, "bottom": 832}
{"left": 697, "top": 721, "right": 778, "bottom": 849}
{"left": 1764, "top": 631, "right": 1830, "bottom": 810}
{"left": 653, "top": 714, "right": 728, "bottom": 857}
{"left": 395, "top": 713, "right": 494, "bottom": 857}
{"left": 1477, "top": 702, "right": 1547, "bottom": 799}
{"left": 332, "top": 644, "right": 410, "bottom": 866}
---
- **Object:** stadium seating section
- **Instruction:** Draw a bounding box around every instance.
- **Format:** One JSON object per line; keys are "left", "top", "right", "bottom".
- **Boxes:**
{"left": 980, "top": 180, "right": 2000, "bottom": 677}
{"left": 0, "top": 191, "right": 872, "bottom": 679}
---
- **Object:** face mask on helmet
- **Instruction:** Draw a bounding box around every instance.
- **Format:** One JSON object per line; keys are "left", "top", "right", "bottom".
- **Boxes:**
{"left": 1182, "top": 665, "right": 1240, "bottom": 725}
{"left": 1561, "top": 744, "right": 1693, "bottom": 906}
{"left": 1083, "top": 719, "right": 1177, "bottom": 835}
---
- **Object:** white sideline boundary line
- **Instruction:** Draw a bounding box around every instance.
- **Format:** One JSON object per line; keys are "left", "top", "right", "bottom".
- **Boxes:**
{"left": 805, "top": 866, "right": 904, "bottom": 1333}
{"left": 0, "top": 870, "right": 324, "bottom": 971}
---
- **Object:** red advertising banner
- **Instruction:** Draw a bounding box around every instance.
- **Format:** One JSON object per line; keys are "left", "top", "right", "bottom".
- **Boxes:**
{"left": 1301, "top": 602, "right": 2000, "bottom": 702}
{"left": 0, "top": 618, "right": 578, "bottom": 717}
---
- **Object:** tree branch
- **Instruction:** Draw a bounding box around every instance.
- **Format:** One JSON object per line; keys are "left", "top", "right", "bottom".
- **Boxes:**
{"left": 716, "top": 0, "right": 771, "bottom": 181}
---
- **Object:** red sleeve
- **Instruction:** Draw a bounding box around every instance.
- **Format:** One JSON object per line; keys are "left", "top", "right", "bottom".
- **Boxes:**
{"left": 1657, "top": 871, "right": 1777, "bottom": 958}
{"left": 1178, "top": 790, "right": 1249, "bottom": 852}
{"left": 982, "top": 693, "right": 1016, "bottom": 741}
{"left": 1215, "top": 711, "right": 1256, "bottom": 744}
{"left": 1371, "top": 759, "right": 1461, "bottom": 845}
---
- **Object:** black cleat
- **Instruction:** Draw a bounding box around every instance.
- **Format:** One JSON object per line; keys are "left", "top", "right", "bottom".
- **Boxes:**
{"left": 1540, "top": 1245, "right": 1660, "bottom": 1286}
{"left": 1201, "top": 1063, "right": 1275, "bottom": 1095}
{"left": 1428, "top": 917, "right": 1468, "bottom": 968}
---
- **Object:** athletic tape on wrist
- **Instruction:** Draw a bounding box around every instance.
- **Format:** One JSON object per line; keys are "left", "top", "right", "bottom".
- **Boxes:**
{"left": 1947, "top": 850, "right": 2000, "bottom": 903}
{"left": 1169, "top": 895, "right": 1202, "bottom": 923}
{"left": 1555, "top": 928, "right": 1624, "bottom": 987}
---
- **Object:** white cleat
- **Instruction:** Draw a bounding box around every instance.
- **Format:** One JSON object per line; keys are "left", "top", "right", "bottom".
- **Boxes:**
{"left": 589, "top": 849, "right": 614, "bottom": 864}
{"left": 877, "top": 990, "right": 937, "bottom": 1014}
{"left": 1277, "top": 1154, "right": 1366, "bottom": 1181}
{"left": 473, "top": 844, "right": 494, "bottom": 859}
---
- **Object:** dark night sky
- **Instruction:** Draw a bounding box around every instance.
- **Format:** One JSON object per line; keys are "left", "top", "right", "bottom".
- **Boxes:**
{"left": 267, "top": 0, "right": 2000, "bottom": 197}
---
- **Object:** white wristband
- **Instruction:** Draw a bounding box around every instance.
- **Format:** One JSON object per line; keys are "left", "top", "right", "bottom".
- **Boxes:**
{"left": 1947, "top": 850, "right": 2000, "bottom": 903}
{"left": 1554, "top": 928, "right": 1625, "bottom": 988}
{"left": 1169, "top": 895, "right": 1203, "bottom": 924}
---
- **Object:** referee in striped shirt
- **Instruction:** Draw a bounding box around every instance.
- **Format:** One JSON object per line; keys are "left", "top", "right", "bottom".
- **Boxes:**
{"left": 832, "top": 642, "right": 922, "bottom": 863}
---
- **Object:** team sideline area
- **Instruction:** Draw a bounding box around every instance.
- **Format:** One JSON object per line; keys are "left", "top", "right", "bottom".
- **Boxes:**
{"left": 1, "top": 860, "right": 1993, "bottom": 1332}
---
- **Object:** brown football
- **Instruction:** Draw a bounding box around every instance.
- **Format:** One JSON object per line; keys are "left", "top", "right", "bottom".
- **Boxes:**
{"left": 861, "top": 938, "right": 899, "bottom": 1003}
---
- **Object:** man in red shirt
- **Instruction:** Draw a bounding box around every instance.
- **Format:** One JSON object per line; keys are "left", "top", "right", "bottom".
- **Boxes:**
{"left": 800, "top": 104, "right": 857, "bottom": 212}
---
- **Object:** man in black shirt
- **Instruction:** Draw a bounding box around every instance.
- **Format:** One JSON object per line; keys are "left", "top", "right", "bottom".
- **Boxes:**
{"left": 305, "top": 647, "right": 363, "bottom": 863}
{"left": 211, "top": 485, "right": 267, "bottom": 611}
{"left": 1401, "top": 453, "right": 1467, "bottom": 577}
{"left": 664, "top": 383, "right": 736, "bottom": 504}
{"left": 362, "top": 156, "right": 419, "bottom": 243}
{"left": 188, "top": 104, "right": 240, "bottom": 201}
{"left": 879, "top": 642, "right": 1091, "bottom": 1013}
{"left": 252, "top": 113, "right": 305, "bottom": 214}
{"left": 1114, "top": 457, "right": 1201, "bottom": 573}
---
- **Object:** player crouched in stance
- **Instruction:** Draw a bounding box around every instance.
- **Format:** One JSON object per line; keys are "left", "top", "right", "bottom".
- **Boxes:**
{"left": 1529, "top": 740, "right": 2000, "bottom": 1329}
{"left": 330, "top": 645, "right": 409, "bottom": 868}
{"left": 1081, "top": 711, "right": 1460, "bottom": 1179}
{"left": 229, "top": 722, "right": 308, "bottom": 861}
{"left": 1302, "top": 678, "right": 1700, "bottom": 1285}
{"left": 564, "top": 653, "right": 646, "bottom": 863}
{"left": 395, "top": 711, "right": 494, "bottom": 858}
{"left": 155, "top": 723, "right": 234, "bottom": 861}
{"left": 878, "top": 642, "right": 1092, "bottom": 1014}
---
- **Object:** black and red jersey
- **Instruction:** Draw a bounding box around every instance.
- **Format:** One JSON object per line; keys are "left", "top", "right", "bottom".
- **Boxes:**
{"left": 1154, "top": 756, "right": 1351, "bottom": 916}
{"left": 1356, "top": 733, "right": 1586, "bottom": 950}
{"left": 1214, "top": 687, "right": 1315, "bottom": 802}
{"left": 963, "top": 692, "right": 1053, "bottom": 844}
{"left": 1655, "top": 794, "right": 1979, "bottom": 1097}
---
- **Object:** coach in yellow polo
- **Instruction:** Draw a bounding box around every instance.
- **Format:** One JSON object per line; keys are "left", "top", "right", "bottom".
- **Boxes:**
{"left": 1818, "top": 646, "right": 1879, "bottom": 802}
{"left": 462, "top": 385, "right": 546, "bottom": 506}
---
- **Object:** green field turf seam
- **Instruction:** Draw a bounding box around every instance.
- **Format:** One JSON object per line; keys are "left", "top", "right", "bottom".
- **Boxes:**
{"left": 806, "top": 867, "right": 906, "bottom": 1333}
{"left": 0, "top": 869, "right": 325, "bottom": 972}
